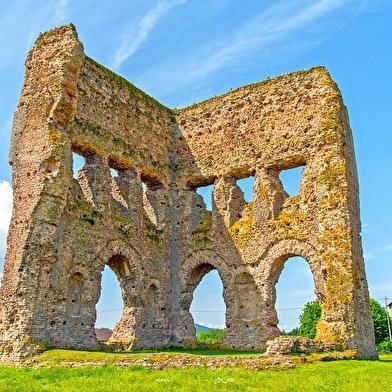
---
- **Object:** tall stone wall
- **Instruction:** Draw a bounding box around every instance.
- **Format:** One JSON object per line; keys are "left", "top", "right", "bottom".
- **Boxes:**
{"left": 0, "top": 24, "right": 377, "bottom": 362}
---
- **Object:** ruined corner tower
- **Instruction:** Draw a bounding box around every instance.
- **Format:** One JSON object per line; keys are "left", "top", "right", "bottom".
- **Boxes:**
{"left": 0, "top": 24, "right": 377, "bottom": 362}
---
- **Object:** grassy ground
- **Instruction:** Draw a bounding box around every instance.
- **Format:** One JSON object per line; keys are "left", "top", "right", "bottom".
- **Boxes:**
{"left": 0, "top": 351, "right": 391, "bottom": 392}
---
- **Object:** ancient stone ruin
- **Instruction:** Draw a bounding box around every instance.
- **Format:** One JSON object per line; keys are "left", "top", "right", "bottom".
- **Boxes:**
{"left": 0, "top": 24, "right": 378, "bottom": 362}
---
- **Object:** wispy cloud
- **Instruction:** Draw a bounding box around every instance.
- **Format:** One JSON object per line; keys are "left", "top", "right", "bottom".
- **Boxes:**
{"left": 363, "top": 252, "right": 375, "bottom": 261}
{"left": 0, "top": 0, "right": 71, "bottom": 71}
{"left": 112, "top": 0, "right": 188, "bottom": 70}
{"left": 139, "top": 0, "right": 370, "bottom": 103}
{"left": 362, "top": 223, "right": 373, "bottom": 233}
{"left": 54, "top": 0, "right": 70, "bottom": 22}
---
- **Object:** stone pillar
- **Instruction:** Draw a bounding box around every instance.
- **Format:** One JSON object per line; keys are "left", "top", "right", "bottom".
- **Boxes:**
{"left": 225, "top": 271, "right": 279, "bottom": 350}
{"left": 212, "top": 177, "right": 246, "bottom": 227}
{"left": 0, "top": 24, "right": 85, "bottom": 362}
{"left": 143, "top": 184, "right": 169, "bottom": 230}
{"left": 114, "top": 169, "right": 144, "bottom": 228}
{"left": 77, "top": 153, "right": 111, "bottom": 215}
{"left": 253, "top": 168, "right": 288, "bottom": 227}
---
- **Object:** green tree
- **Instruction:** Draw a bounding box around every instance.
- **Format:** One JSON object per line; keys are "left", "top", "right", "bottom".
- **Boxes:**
{"left": 369, "top": 298, "right": 389, "bottom": 345}
{"left": 196, "top": 329, "right": 225, "bottom": 344}
{"left": 297, "top": 300, "right": 321, "bottom": 339}
{"left": 286, "top": 327, "right": 300, "bottom": 336}
{"left": 289, "top": 298, "right": 391, "bottom": 349}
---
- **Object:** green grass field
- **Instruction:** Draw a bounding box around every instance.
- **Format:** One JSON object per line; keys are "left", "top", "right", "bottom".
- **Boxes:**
{"left": 0, "top": 351, "right": 391, "bottom": 392}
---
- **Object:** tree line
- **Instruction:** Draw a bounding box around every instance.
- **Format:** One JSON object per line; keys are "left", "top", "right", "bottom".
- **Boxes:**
{"left": 196, "top": 299, "right": 392, "bottom": 352}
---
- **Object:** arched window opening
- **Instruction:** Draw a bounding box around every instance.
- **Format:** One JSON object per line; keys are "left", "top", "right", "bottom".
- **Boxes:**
{"left": 275, "top": 256, "right": 316, "bottom": 335}
{"left": 72, "top": 151, "right": 85, "bottom": 179}
{"left": 190, "top": 269, "right": 226, "bottom": 343}
{"left": 279, "top": 166, "right": 304, "bottom": 197}
{"left": 237, "top": 176, "right": 255, "bottom": 203}
{"left": 95, "top": 265, "right": 124, "bottom": 342}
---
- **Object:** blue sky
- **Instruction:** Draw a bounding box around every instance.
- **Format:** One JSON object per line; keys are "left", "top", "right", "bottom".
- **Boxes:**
{"left": 0, "top": 0, "right": 391, "bottom": 332}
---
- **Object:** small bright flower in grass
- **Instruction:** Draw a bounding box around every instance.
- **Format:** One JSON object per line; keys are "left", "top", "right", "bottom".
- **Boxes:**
{"left": 155, "top": 378, "right": 170, "bottom": 383}
{"left": 213, "top": 377, "right": 234, "bottom": 384}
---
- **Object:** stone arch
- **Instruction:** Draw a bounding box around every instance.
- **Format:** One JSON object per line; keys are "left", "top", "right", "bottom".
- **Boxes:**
{"left": 92, "top": 240, "right": 144, "bottom": 348}
{"left": 95, "top": 239, "right": 143, "bottom": 273}
{"left": 222, "top": 265, "right": 280, "bottom": 349}
{"left": 176, "top": 250, "right": 233, "bottom": 343}
{"left": 256, "top": 239, "right": 324, "bottom": 334}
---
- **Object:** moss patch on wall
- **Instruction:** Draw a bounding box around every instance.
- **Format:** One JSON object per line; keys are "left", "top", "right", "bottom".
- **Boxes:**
{"left": 229, "top": 202, "right": 255, "bottom": 249}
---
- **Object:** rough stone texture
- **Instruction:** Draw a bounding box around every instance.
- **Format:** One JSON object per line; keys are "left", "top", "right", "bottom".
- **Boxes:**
{"left": 0, "top": 24, "right": 378, "bottom": 362}
{"left": 266, "top": 336, "right": 329, "bottom": 356}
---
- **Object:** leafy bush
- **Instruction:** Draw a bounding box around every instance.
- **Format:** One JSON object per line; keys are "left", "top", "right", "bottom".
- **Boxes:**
{"left": 287, "top": 298, "right": 391, "bottom": 351}
{"left": 377, "top": 338, "right": 392, "bottom": 353}
{"left": 284, "top": 327, "right": 300, "bottom": 336}
{"left": 196, "top": 329, "right": 225, "bottom": 345}
{"left": 369, "top": 298, "right": 390, "bottom": 345}
{"left": 297, "top": 300, "right": 321, "bottom": 339}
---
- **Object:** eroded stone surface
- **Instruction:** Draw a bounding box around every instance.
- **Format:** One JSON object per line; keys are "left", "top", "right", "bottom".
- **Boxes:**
{"left": 0, "top": 24, "right": 377, "bottom": 362}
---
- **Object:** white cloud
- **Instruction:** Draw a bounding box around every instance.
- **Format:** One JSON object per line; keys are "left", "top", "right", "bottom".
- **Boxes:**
{"left": 112, "top": 0, "right": 188, "bottom": 69}
{"left": 0, "top": 180, "right": 13, "bottom": 281}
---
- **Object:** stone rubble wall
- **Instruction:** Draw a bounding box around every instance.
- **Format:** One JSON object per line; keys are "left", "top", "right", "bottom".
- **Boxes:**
{"left": 0, "top": 24, "right": 377, "bottom": 362}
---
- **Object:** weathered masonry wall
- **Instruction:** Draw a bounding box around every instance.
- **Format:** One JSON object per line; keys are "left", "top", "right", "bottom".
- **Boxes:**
{"left": 0, "top": 24, "right": 377, "bottom": 362}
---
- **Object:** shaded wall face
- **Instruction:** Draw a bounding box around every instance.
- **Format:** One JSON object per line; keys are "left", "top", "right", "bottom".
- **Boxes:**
{"left": 70, "top": 58, "right": 172, "bottom": 186}
{"left": 0, "top": 24, "right": 377, "bottom": 360}
{"left": 56, "top": 57, "right": 175, "bottom": 349}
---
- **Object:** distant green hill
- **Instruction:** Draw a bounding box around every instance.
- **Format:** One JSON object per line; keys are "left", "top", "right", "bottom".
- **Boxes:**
{"left": 194, "top": 324, "right": 212, "bottom": 333}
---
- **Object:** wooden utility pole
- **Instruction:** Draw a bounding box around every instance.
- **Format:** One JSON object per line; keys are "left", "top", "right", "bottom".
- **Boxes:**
{"left": 384, "top": 298, "right": 392, "bottom": 341}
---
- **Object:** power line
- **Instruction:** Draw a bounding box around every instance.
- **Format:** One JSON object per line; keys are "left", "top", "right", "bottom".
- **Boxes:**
{"left": 191, "top": 310, "right": 225, "bottom": 313}
{"left": 97, "top": 308, "right": 123, "bottom": 314}
{"left": 97, "top": 307, "right": 303, "bottom": 314}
